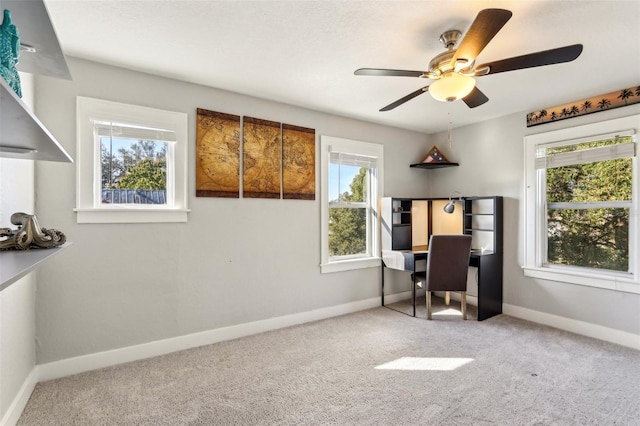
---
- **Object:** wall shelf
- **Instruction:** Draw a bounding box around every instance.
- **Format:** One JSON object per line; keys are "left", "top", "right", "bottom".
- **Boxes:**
{"left": 410, "top": 162, "right": 459, "bottom": 169}
{"left": 0, "top": 244, "right": 70, "bottom": 292}
{"left": 0, "top": 78, "right": 73, "bottom": 162}
{"left": 5, "top": 0, "right": 72, "bottom": 80}
{"left": 0, "top": 0, "right": 73, "bottom": 292}
{"left": 0, "top": 0, "right": 73, "bottom": 162}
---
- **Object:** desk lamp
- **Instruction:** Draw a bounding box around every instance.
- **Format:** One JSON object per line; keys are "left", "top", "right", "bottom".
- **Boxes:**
{"left": 443, "top": 190, "right": 462, "bottom": 213}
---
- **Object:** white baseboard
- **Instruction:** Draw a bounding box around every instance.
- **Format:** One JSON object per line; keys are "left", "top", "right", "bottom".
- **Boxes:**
{"left": 36, "top": 295, "right": 639, "bottom": 384}
{"left": 37, "top": 296, "right": 382, "bottom": 382}
{"left": 7, "top": 296, "right": 638, "bottom": 425}
{"left": 389, "top": 293, "right": 639, "bottom": 350}
{"left": 1, "top": 368, "right": 38, "bottom": 426}
{"left": 503, "top": 303, "right": 640, "bottom": 351}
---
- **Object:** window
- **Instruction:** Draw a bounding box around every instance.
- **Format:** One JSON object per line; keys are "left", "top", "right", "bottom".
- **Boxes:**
{"left": 97, "top": 121, "right": 171, "bottom": 205}
{"left": 320, "top": 136, "right": 383, "bottom": 273}
{"left": 75, "top": 97, "right": 188, "bottom": 223}
{"left": 524, "top": 115, "right": 639, "bottom": 293}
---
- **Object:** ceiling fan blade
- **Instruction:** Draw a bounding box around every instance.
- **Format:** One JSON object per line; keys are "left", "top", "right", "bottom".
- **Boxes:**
{"left": 477, "top": 44, "right": 583, "bottom": 75}
{"left": 462, "top": 86, "right": 489, "bottom": 108}
{"left": 451, "top": 9, "right": 512, "bottom": 66}
{"left": 380, "top": 86, "right": 429, "bottom": 111}
{"left": 355, "top": 68, "right": 425, "bottom": 77}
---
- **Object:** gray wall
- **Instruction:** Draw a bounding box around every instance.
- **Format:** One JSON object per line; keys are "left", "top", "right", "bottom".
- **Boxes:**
{"left": 430, "top": 104, "right": 640, "bottom": 336}
{"left": 33, "top": 58, "right": 432, "bottom": 363}
{"left": 32, "top": 56, "right": 640, "bottom": 367}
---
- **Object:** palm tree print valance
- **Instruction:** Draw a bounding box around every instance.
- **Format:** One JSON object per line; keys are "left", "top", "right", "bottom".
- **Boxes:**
{"left": 527, "top": 86, "right": 640, "bottom": 127}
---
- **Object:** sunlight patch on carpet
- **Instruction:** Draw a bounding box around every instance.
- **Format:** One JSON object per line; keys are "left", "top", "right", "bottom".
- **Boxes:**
{"left": 375, "top": 357, "right": 474, "bottom": 371}
{"left": 433, "top": 308, "right": 463, "bottom": 316}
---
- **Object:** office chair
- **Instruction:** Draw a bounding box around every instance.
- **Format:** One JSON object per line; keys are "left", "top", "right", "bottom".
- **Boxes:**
{"left": 424, "top": 234, "right": 472, "bottom": 320}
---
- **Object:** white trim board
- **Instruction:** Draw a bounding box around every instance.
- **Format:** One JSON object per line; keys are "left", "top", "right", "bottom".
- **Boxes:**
{"left": 37, "top": 297, "right": 381, "bottom": 382}
{"left": 23, "top": 298, "right": 640, "bottom": 384}
{"left": 503, "top": 304, "right": 640, "bottom": 351}
{"left": 35, "top": 300, "right": 638, "bottom": 382}
{"left": 6, "top": 298, "right": 638, "bottom": 425}
{"left": 37, "top": 291, "right": 463, "bottom": 382}
{"left": 34, "top": 292, "right": 480, "bottom": 381}
{"left": 390, "top": 293, "right": 639, "bottom": 350}
{"left": 0, "top": 368, "right": 38, "bottom": 426}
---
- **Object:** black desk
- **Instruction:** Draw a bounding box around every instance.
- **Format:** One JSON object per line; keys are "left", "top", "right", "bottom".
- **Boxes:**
{"left": 381, "top": 248, "right": 503, "bottom": 321}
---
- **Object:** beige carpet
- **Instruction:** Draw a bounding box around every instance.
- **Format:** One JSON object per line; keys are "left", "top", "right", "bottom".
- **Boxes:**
{"left": 18, "top": 297, "right": 640, "bottom": 425}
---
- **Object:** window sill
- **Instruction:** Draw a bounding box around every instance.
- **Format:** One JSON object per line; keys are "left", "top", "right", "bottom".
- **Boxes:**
{"left": 75, "top": 208, "right": 190, "bottom": 224}
{"left": 523, "top": 266, "right": 640, "bottom": 295}
{"left": 320, "top": 257, "right": 381, "bottom": 274}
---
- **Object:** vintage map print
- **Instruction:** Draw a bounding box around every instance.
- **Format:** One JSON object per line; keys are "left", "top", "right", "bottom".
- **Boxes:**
{"left": 196, "top": 109, "right": 241, "bottom": 198}
{"left": 243, "top": 117, "right": 282, "bottom": 199}
{"left": 282, "top": 124, "right": 315, "bottom": 200}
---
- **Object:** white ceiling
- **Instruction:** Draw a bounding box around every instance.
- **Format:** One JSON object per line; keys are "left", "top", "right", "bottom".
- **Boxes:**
{"left": 43, "top": 0, "right": 640, "bottom": 134}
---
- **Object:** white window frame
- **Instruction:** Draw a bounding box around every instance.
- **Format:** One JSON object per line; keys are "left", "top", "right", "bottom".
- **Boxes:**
{"left": 75, "top": 97, "right": 189, "bottom": 223}
{"left": 523, "top": 114, "right": 639, "bottom": 294}
{"left": 320, "top": 135, "right": 383, "bottom": 273}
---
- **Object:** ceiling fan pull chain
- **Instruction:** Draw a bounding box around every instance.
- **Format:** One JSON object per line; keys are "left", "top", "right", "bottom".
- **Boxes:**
{"left": 447, "top": 111, "right": 453, "bottom": 148}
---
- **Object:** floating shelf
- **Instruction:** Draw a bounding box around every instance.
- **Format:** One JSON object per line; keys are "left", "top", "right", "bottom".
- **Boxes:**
{"left": 0, "top": 0, "right": 73, "bottom": 293}
{"left": 410, "top": 162, "right": 459, "bottom": 169}
{"left": 0, "top": 0, "right": 73, "bottom": 162}
{"left": 0, "top": 78, "right": 73, "bottom": 162}
{"left": 5, "top": 0, "right": 72, "bottom": 80}
{"left": 0, "top": 244, "right": 70, "bottom": 292}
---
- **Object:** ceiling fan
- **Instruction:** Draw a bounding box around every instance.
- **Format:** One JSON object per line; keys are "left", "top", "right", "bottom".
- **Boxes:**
{"left": 354, "top": 8, "right": 583, "bottom": 111}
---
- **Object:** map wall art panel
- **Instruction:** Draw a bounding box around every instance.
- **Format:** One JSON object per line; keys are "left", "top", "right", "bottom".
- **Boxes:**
{"left": 196, "top": 108, "right": 241, "bottom": 198}
{"left": 282, "top": 124, "right": 315, "bottom": 200}
{"left": 243, "top": 116, "right": 282, "bottom": 199}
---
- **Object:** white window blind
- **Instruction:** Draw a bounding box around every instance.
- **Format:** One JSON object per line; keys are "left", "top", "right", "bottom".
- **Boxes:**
{"left": 329, "top": 151, "right": 378, "bottom": 169}
{"left": 93, "top": 120, "right": 177, "bottom": 142}
{"left": 535, "top": 130, "right": 635, "bottom": 169}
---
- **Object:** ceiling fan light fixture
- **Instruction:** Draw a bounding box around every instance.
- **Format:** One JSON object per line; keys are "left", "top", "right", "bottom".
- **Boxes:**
{"left": 429, "top": 72, "right": 476, "bottom": 102}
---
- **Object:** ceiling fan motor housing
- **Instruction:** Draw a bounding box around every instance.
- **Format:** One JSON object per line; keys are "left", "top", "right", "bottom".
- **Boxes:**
{"left": 439, "top": 30, "right": 461, "bottom": 48}
{"left": 428, "top": 30, "right": 474, "bottom": 77}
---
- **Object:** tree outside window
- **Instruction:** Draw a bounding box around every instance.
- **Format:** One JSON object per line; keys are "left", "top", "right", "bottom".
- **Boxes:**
{"left": 101, "top": 139, "right": 167, "bottom": 191}
{"left": 329, "top": 167, "right": 367, "bottom": 257}
{"left": 543, "top": 136, "right": 633, "bottom": 273}
{"left": 524, "top": 115, "right": 638, "bottom": 291}
{"left": 320, "top": 136, "right": 383, "bottom": 273}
